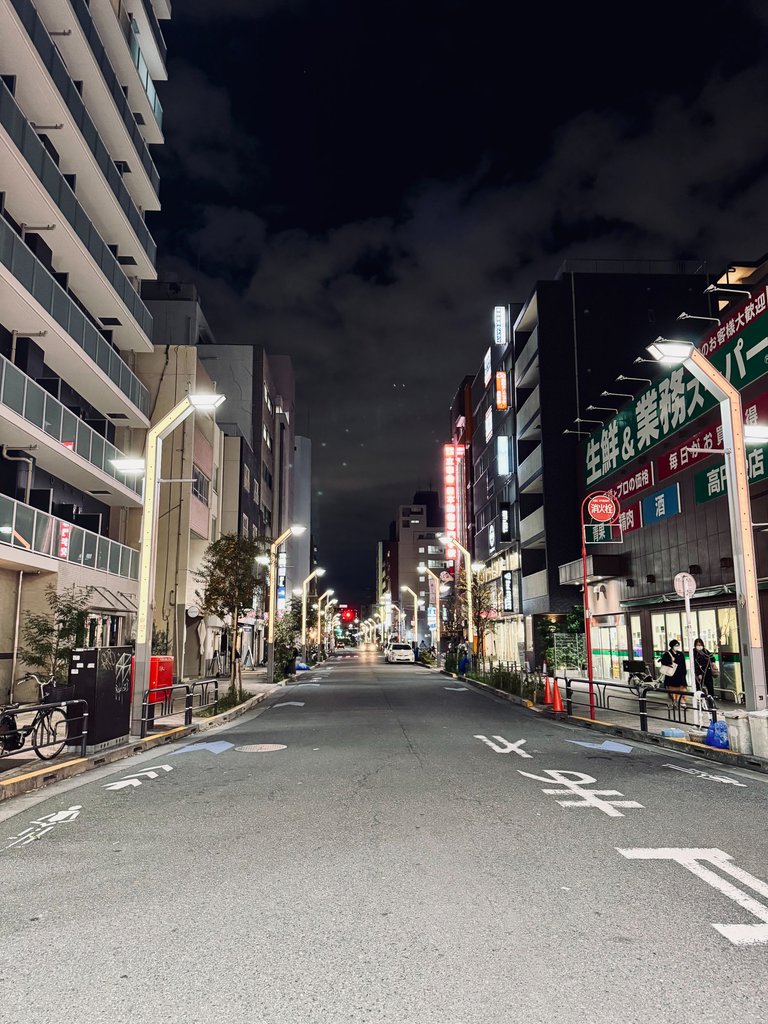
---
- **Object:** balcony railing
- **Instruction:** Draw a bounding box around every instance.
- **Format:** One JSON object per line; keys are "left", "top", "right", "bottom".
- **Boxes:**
{"left": 517, "top": 385, "right": 541, "bottom": 439}
{"left": 520, "top": 505, "right": 545, "bottom": 546}
{"left": 518, "top": 444, "right": 542, "bottom": 492}
{"left": 522, "top": 568, "right": 548, "bottom": 602}
{"left": 515, "top": 328, "right": 539, "bottom": 387}
{"left": 128, "top": 17, "right": 163, "bottom": 129}
{"left": 0, "top": 215, "right": 149, "bottom": 417}
{"left": 0, "top": 78, "right": 153, "bottom": 339}
{"left": 0, "top": 352, "right": 142, "bottom": 495}
{"left": 0, "top": 491, "right": 138, "bottom": 579}
{"left": 8, "top": 0, "right": 160, "bottom": 194}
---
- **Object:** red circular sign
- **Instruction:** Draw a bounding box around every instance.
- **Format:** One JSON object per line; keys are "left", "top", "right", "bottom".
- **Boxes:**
{"left": 587, "top": 493, "right": 618, "bottom": 523}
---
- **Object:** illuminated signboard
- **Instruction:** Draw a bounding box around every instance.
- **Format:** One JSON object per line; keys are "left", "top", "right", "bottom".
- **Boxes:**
{"left": 493, "top": 306, "right": 507, "bottom": 347}
{"left": 501, "top": 570, "right": 515, "bottom": 612}
{"left": 443, "top": 443, "right": 459, "bottom": 541}
{"left": 483, "top": 348, "right": 492, "bottom": 386}
{"left": 500, "top": 501, "right": 512, "bottom": 541}
{"left": 58, "top": 521, "right": 71, "bottom": 559}
{"left": 484, "top": 406, "right": 493, "bottom": 443}
{"left": 495, "top": 371, "right": 508, "bottom": 410}
{"left": 497, "top": 435, "right": 511, "bottom": 476}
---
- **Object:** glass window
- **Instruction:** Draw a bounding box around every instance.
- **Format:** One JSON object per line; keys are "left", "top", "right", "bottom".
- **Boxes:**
{"left": 717, "top": 607, "right": 743, "bottom": 699}
{"left": 191, "top": 465, "right": 210, "bottom": 506}
{"left": 630, "top": 615, "right": 643, "bottom": 660}
{"left": 243, "top": 465, "right": 250, "bottom": 492}
{"left": 242, "top": 513, "right": 249, "bottom": 537}
{"left": 651, "top": 613, "right": 667, "bottom": 662}
{"left": 665, "top": 613, "right": 682, "bottom": 650}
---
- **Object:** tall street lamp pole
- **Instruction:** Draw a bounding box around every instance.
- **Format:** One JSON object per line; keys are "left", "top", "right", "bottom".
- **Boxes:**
{"left": 316, "top": 589, "right": 334, "bottom": 653}
{"left": 418, "top": 563, "right": 442, "bottom": 651}
{"left": 401, "top": 585, "right": 419, "bottom": 646}
{"left": 648, "top": 339, "right": 767, "bottom": 711}
{"left": 439, "top": 535, "right": 483, "bottom": 655}
{"left": 300, "top": 567, "right": 325, "bottom": 662}
{"left": 266, "top": 523, "right": 306, "bottom": 683}
{"left": 129, "top": 392, "right": 225, "bottom": 736}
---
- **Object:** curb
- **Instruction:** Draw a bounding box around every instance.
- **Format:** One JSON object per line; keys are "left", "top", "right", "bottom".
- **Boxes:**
{"left": 0, "top": 689, "right": 276, "bottom": 803}
{"left": 439, "top": 670, "right": 768, "bottom": 776}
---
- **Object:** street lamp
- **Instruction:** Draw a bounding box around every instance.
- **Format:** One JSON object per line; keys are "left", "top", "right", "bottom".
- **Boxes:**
{"left": 401, "top": 585, "right": 420, "bottom": 646}
{"left": 300, "top": 567, "right": 326, "bottom": 661}
{"left": 417, "top": 563, "right": 443, "bottom": 652}
{"left": 128, "top": 392, "right": 225, "bottom": 736}
{"left": 647, "top": 338, "right": 767, "bottom": 711}
{"left": 266, "top": 523, "right": 306, "bottom": 683}
{"left": 438, "top": 534, "right": 479, "bottom": 654}
{"left": 316, "top": 589, "right": 334, "bottom": 653}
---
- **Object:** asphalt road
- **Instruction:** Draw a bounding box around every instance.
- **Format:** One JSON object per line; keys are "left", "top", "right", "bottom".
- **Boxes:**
{"left": 2, "top": 650, "right": 768, "bottom": 1024}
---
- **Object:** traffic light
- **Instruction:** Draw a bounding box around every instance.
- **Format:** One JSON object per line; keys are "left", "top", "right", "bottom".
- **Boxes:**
{"left": 341, "top": 608, "right": 356, "bottom": 623}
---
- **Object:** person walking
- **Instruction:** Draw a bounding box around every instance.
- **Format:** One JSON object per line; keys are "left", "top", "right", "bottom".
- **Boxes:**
{"left": 693, "top": 638, "right": 717, "bottom": 708}
{"left": 660, "top": 638, "right": 688, "bottom": 708}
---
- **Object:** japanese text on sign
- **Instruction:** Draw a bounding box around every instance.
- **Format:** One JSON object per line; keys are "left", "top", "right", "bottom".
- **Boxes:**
{"left": 694, "top": 444, "right": 768, "bottom": 504}
{"left": 585, "top": 290, "right": 768, "bottom": 485}
{"left": 607, "top": 464, "right": 654, "bottom": 500}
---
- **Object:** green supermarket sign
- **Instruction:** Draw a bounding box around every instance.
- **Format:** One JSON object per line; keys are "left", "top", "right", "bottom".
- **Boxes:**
{"left": 693, "top": 443, "right": 768, "bottom": 503}
{"left": 585, "top": 287, "right": 768, "bottom": 487}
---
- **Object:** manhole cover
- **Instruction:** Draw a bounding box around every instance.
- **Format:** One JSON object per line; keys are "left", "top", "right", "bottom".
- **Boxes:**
{"left": 235, "top": 743, "right": 287, "bottom": 753}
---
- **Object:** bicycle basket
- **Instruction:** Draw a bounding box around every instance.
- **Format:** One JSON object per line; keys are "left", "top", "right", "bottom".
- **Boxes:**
{"left": 46, "top": 682, "right": 75, "bottom": 703}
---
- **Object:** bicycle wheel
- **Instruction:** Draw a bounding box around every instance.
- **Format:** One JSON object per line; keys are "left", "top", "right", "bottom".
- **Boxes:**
{"left": 32, "top": 708, "right": 67, "bottom": 760}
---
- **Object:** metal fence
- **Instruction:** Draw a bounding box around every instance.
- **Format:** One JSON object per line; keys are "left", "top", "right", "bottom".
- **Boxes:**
{"left": 561, "top": 675, "right": 718, "bottom": 733}
{"left": 0, "top": 698, "right": 88, "bottom": 759}
{"left": 140, "top": 680, "right": 219, "bottom": 738}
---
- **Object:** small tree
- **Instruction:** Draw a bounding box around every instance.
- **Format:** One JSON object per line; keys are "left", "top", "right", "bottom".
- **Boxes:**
{"left": 274, "top": 597, "right": 302, "bottom": 681}
{"left": 20, "top": 584, "right": 93, "bottom": 683}
{"left": 194, "top": 533, "right": 267, "bottom": 699}
{"left": 453, "top": 569, "right": 498, "bottom": 659}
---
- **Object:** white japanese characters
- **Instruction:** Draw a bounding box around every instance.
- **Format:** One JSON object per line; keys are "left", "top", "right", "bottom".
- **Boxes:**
{"left": 518, "top": 769, "right": 643, "bottom": 817}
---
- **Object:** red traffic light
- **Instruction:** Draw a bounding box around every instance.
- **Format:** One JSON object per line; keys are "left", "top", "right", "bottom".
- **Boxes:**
{"left": 341, "top": 608, "right": 356, "bottom": 623}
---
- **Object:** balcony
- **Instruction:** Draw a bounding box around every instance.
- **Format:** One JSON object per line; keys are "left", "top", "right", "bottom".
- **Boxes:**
{"left": 0, "top": 491, "right": 138, "bottom": 579}
{"left": 519, "top": 505, "right": 545, "bottom": 548}
{"left": 518, "top": 444, "right": 542, "bottom": 494}
{"left": 0, "top": 85, "right": 153, "bottom": 350}
{"left": 522, "top": 568, "right": 548, "bottom": 604}
{"left": 6, "top": 0, "right": 160, "bottom": 200}
{"left": 0, "top": 352, "right": 143, "bottom": 506}
{"left": 514, "top": 328, "right": 539, "bottom": 388}
{"left": 0, "top": 215, "right": 150, "bottom": 424}
{"left": 517, "top": 385, "right": 541, "bottom": 440}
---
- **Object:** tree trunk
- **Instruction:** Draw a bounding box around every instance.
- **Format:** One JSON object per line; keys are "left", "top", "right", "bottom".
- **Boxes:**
{"left": 229, "top": 603, "right": 239, "bottom": 700}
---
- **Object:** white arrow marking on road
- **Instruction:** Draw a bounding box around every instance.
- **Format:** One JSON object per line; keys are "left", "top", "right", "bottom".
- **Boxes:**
{"left": 617, "top": 848, "right": 768, "bottom": 945}
{"left": 663, "top": 763, "right": 747, "bottom": 787}
{"left": 273, "top": 701, "right": 305, "bottom": 708}
{"left": 567, "top": 739, "right": 634, "bottom": 753}
{"left": 298, "top": 683, "right": 320, "bottom": 687}
{"left": 445, "top": 686, "right": 467, "bottom": 691}
{"left": 519, "top": 769, "right": 643, "bottom": 817}
{"left": 104, "top": 765, "right": 173, "bottom": 791}
{"left": 475, "top": 735, "right": 532, "bottom": 757}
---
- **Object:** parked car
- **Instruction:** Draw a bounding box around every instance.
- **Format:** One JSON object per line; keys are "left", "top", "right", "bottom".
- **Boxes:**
{"left": 386, "top": 643, "right": 416, "bottom": 664}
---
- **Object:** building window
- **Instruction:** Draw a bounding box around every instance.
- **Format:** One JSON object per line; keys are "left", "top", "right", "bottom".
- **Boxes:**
{"left": 253, "top": 479, "right": 260, "bottom": 503}
{"left": 262, "top": 463, "right": 273, "bottom": 489}
{"left": 262, "top": 504, "right": 272, "bottom": 528}
{"left": 191, "top": 465, "right": 210, "bottom": 506}
{"left": 264, "top": 383, "right": 273, "bottom": 415}
{"left": 243, "top": 465, "right": 251, "bottom": 493}
{"left": 242, "top": 513, "right": 249, "bottom": 537}
{"left": 212, "top": 465, "right": 219, "bottom": 492}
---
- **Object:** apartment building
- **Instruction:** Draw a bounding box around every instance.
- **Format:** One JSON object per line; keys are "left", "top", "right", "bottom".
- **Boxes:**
{"left": 0, "top": 0, "right": 170, "bottom": 698}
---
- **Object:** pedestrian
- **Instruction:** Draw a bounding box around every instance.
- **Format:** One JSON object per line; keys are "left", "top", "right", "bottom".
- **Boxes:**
{"left": 659, "top": 638, "right": 688, "bottom": 708}
{"left": 693, "top": 638, "right": 717, "bottom": 707}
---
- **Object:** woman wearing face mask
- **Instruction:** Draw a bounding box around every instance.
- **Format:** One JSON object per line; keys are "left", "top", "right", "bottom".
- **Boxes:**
{"left": 659, "top": 638, "right": 688, "bottom": 707}
{"left": 693, "top": 638, "right": 717, "bottom": 708}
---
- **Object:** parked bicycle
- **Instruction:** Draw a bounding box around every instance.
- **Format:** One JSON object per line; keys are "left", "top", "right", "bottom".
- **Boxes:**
{"left": 624, "top": 659, "right": 717, "bottom": 711}
{"left": 0, "top": 674, "right": 68, "bottom": 760}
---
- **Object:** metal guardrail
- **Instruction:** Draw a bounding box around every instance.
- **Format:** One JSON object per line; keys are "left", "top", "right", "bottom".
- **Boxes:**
{"left": 561, "top": 675, "right": 718, "bottom": 733}
{"left": 0, "top": 698, "right": 89, "bottom": 758}
{"left": 140, "top": 680, "right": 219, "bottom": 738}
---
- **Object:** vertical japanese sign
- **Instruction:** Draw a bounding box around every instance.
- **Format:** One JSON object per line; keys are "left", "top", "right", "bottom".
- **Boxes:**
{"left": 493, "top": 306, "right": 507, "bottom": 347}
{"left": 443, "top": 443, "right": 460, "bottom": 560}
{"left": 584, "top": 287, "right": 768, "bottom": 486}
{"left": 483, "top": 347, "right": 492, "bottom": 386}
{"left": 495, "top": 371, "right": 508, "bottom": 410}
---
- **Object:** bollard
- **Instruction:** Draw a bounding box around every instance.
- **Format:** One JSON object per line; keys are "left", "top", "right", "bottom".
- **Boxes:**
{"left": 565, "top": 679, "right": 573, "bottom": 716}
{"left": 639, "top": 696, "right": 648, "bottom": 733}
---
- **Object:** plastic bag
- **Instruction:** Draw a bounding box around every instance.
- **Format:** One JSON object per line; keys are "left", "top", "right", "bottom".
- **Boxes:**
{"left": 704, "top": 719, "right": 730, "bottom": 750}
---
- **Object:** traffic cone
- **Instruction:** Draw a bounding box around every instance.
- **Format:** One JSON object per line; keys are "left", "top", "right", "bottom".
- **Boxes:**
{"left": 542, "top": 674, "right": 553, "bottom": 705}
{"left": 551, "top": 678, "right": 566, "bottom": 714}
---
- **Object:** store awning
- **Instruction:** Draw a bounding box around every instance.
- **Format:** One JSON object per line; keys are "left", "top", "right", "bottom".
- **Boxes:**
{"left": 88, "top": 586, "right": 138, "bottom": 613}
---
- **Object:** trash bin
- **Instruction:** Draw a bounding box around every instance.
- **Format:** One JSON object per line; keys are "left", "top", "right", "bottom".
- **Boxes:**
{"left": 68, "top": 647, "right": 132, "bottom": 753}
{"left": 726, "top": 713, "right": 753, "bottom": 755}
{"left": 748, "top": 710, "right": 768, "bottom": 759}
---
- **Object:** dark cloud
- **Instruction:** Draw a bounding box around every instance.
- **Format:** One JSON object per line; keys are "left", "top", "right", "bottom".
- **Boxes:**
{"left": 155, "top": 4, "right": 768, "bottom": 602}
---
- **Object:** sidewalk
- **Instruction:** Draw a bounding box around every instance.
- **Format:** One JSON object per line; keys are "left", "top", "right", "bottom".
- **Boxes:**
{"left": 0, "top": 667, "right": 283, "bottom": 797}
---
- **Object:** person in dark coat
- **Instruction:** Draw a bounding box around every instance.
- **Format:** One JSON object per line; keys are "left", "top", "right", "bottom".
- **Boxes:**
{"left": 693, "top": 638, "right": 717, "bottom": 707}
{"left": 660, "top": 638, "right": 688, "bottom": 707}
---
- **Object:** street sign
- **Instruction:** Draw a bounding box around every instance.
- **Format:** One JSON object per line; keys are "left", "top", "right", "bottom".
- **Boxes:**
{"left": 587, "top": 493, "right": 618, "bottom": 523}
{"left": 674, "top": 572, "right": 697, "bottom": 598}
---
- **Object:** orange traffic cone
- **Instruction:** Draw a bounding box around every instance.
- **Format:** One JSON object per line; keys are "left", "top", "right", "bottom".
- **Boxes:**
{"left": 542, "top": 674, "right": 553, "bottom": 705}
{"left": 551, "top": 678, "right": 566, "bottom": 714}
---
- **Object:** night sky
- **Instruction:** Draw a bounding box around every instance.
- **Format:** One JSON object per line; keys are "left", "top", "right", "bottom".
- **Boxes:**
{"left": 152, "top": 0, "right": 768, "bottom": 604}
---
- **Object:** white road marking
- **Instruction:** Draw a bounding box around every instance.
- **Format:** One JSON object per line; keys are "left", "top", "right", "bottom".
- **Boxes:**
{"left": 104, "top": 765, "right": 173, "bottom": 791}
{"left": 6, "top": 805, "right": 82, "bottom": 849}
{"left": 617, "top": 847, "right": 768, "bottom": 945}
{"left": 445, "top": 686, "right": 468, "bottom": 691}
{"left": 519, "top": 769, "right": 643, "bottom": 817}
{"left": 273, "top": 701, "right": 305, "bottom": 708}
{"left": 475, "top": 735, "right": 532, "bottom": 757}
{"left": 663, "top": 763, "right": 747, "bottom": 787}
